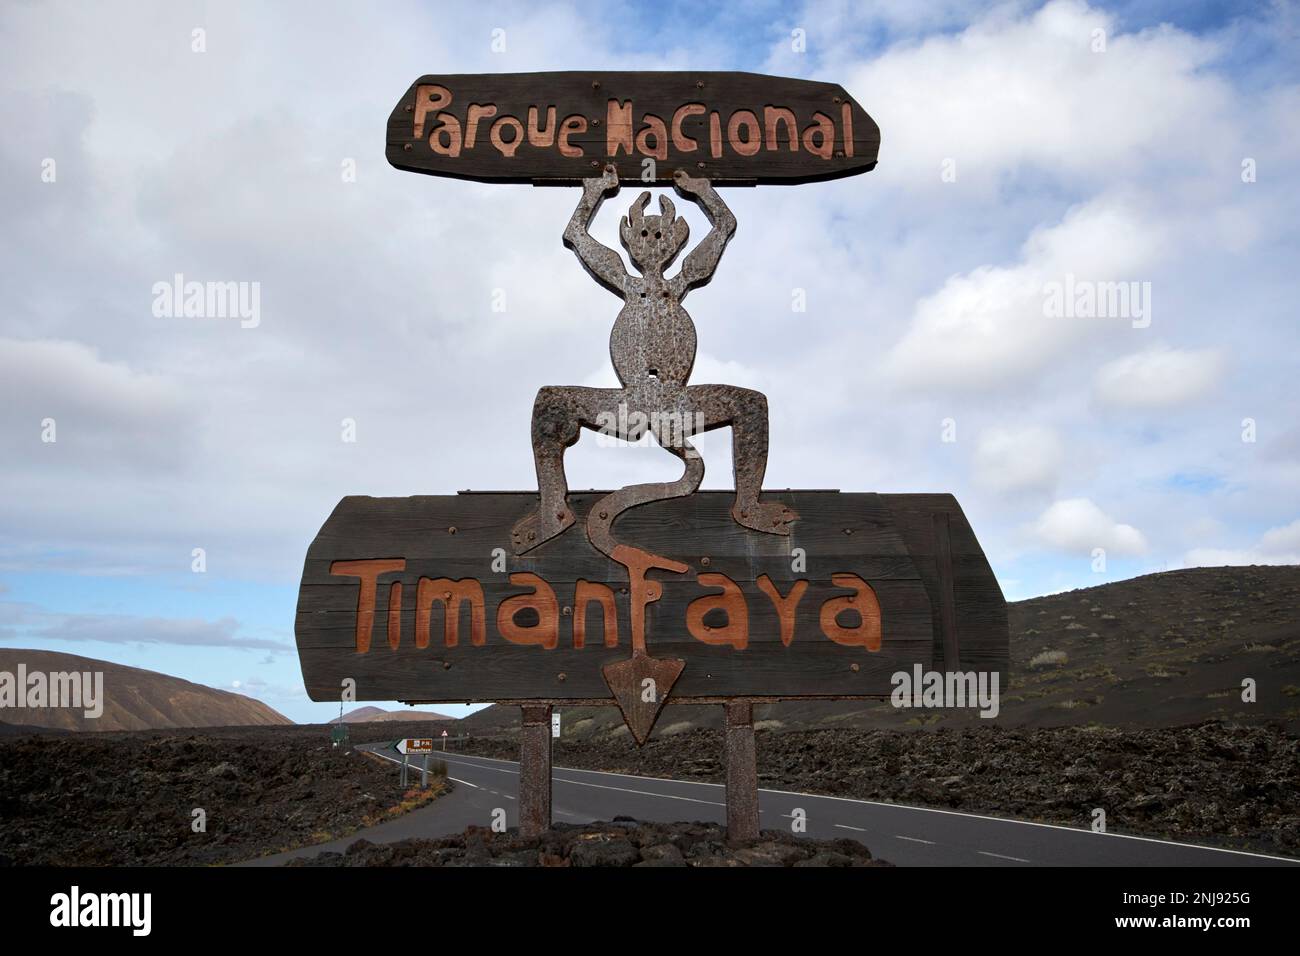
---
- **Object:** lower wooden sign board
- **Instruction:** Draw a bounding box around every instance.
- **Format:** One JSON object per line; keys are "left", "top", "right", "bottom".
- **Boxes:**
{"left": 294, "top": 491, "right": 1007, "bottom": 706}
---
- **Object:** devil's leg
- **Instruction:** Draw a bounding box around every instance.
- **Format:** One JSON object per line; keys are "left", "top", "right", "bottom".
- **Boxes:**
{"left": 687, "top": 383, "right": 796, "bottom": 535}
{"left": 512, "top": 385, "right": 622, "bottom": 554}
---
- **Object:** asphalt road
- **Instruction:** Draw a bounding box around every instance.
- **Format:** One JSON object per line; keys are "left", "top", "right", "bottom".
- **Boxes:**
{"left": 247, "top": 743, "right": 1300, "bottom": 867}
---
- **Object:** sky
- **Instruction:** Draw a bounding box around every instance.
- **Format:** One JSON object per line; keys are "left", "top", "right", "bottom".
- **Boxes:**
{"left": 1, "top": 0, "right": 1297, "bottom": 723}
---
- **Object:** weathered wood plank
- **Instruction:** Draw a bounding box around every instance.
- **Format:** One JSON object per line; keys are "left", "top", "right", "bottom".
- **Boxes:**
{"left": 293, "top": 491, "right": 1007, "bottom": 703}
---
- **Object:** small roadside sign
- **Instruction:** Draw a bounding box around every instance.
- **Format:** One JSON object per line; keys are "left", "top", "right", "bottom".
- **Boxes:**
{"left": 551, "top": 713, "right": 561, "bottom": 739}
{"left": 396, "top": 737, "right": 434, "bottom": 755}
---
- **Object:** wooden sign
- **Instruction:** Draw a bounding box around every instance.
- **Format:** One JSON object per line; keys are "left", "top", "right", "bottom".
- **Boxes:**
{"left": 294, "top": 492, "right": 1007, "bottom": 706}
{"left": 385, "top": 71, "right": 880, "bottom": 185}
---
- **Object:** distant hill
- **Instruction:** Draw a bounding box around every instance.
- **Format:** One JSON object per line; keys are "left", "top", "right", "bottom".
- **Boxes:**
{"left": 0, "top": 649, "right": 291, "bottom": 732}
{"left": 341, "top": 705, "right": 455, "bottom": 723}
{"left": 457, "top": 565, "right": 1300, "bottom": 740}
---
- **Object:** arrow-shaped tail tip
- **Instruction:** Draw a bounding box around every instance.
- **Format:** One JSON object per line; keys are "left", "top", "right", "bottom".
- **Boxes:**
{"left": 602, "top": 655, "right": 684, "bottom": 746}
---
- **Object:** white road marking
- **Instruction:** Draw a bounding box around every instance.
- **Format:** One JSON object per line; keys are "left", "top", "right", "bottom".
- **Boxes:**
{"left": 978, "top": 851, "right": 1030, "bottom": 863}
{"left": 364, "top": 747, "right": 480, "bottom": 788}
{"left": 834, "top": 824, "right": 867, "bottom": 832}
{"left": 381, "top": 747, "right": 1300, "bottom": 864}
{"left": 894, "top": 835, "right": 936, "bottom": 845}
{"left": 552, "top": 777, "right": 726, "bottom": 807}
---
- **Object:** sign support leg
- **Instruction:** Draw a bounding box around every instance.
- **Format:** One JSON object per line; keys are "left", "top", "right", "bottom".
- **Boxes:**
{"left": 519, "top": 703, "right": 552, "bottom": 838}
{"left": 724, "top": 701, "right": 759, "bottom": 842}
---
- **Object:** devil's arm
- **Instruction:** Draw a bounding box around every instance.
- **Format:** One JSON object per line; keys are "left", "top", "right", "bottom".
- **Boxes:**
{"left": 563, "top": 174, "right": 628, "bottom": 297}
{"left": 671, "top": 173, "right": 737, "bottom": 298}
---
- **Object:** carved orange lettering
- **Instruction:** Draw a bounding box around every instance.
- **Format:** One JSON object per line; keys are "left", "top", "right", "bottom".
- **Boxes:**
{"left": 412, "top": 84, "right": 451, "bottom": 139}
{"left": 558, "top": 114, "right": 587, "bottom": 158}
{"left": 386, "top": 581, "right": 402, "bottom": 650}
{"left": 464, "top": 103, "right": 498, "bottom": 150}
{"left": 490, "top": 115, "right": 524, "bottom": 157}
{"left": 430, "top": 113, "right": 462, "bottom": 157}
{"left": 415, "top": 577, "right": 486, "bottom": 648}
{"left": 801, "top": 111, "right": 835, "bottom": 160}
{"left": 606, "top": 99, "right": 634, "bottom": 157}
{"left": 819, "top": 573, "right": 882, "bottom": 650}
{"left": 573, "top": 580, "right": 619, "bottom": 648}
{"left": 727, "top": 110, "right": 760, "bottom": 157}
{"left": 671, "top": 104, "right": 705, "bottom": 152}
{"left": 756, "top": 575, "right": 807, "bottom": 646}
{"left": 635, "top": 115, "right": 668, "bottom": 161}
{"left": 764, "top": 106, "right": 797, "bottom": 151}
{"left": 527, "top": 105, "right": 557, "bottom": 146}
{"left": 686, "top": 573, "right": 748, "bottom": 649}
{"left": 329, "top": 559, "right": 406, "bottom": 654}
{"left": 498, "top": 572, "right": 560, "bottom": 649}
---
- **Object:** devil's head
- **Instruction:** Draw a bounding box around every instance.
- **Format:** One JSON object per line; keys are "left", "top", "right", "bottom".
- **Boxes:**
{"left": 620, "top": 191, "right": 690, "bottom": 276}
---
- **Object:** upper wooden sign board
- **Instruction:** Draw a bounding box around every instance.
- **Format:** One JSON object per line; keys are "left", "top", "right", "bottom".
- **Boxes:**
{"left": 386, "top": 71, "right": 880, "bottom": 185}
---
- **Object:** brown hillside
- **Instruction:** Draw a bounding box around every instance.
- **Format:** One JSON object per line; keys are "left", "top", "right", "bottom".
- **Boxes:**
{"left": 341, "top": 706, "right": 455, "bottom": 723}
{"left": 0, "top": 649, "right": 291, "bottom": 732}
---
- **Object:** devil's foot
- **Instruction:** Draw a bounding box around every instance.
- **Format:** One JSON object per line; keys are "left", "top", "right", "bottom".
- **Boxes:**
{"left": 511, "top": 505, "right": 575, "bottom": 554}
{"left": 732, "top": 500, "right": 797, "bottom": 535}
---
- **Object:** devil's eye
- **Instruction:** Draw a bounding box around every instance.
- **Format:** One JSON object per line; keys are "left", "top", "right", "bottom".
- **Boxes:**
{"left": 641, "top": 230, "right": 648, "bottom": 237}
{"left": 655, "top": 231, "right": 661, "bottom": 239}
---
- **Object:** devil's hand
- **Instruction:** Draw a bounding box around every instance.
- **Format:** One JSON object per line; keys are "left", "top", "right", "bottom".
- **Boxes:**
{"left": 672, "top": 169, "right": 711, "bottom": 196}
{"left": 587, "top": 163, "right": 620, "bottom": 198}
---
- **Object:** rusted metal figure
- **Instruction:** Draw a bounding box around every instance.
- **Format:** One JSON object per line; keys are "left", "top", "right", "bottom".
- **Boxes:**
{"left": 511, "top": 164, "right": 797, "bottom": 560}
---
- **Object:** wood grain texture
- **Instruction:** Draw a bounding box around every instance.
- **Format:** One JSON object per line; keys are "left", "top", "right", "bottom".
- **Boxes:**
{"left": 294, "top": 491, "right": 1007, "bottom": 703}
{"left": 386, "top": 71, "right": 880, "bottom": 185}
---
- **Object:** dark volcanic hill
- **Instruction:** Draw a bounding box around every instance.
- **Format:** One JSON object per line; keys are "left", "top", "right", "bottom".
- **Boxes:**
{"left": 458, "top": 565, "right": 1300, "bottom": 740}
{"left": 0, "top": 649, "right": 291, "bottom": 732}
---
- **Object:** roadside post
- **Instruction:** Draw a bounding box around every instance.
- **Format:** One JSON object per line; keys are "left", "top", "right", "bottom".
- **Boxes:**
{"left": 396, "top": 737, "right": 433, "bottom": 789}
{"left": 295, "top": 71, "right": 1008, "bottom": 841}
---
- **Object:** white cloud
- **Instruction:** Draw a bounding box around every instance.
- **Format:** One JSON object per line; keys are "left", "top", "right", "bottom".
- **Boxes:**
{"left": 1259, "top": 518, "right": 1300, "bottom": 554}
{"left": 1185, "top": 517, "right": 1300, "bottom": 567}
{"left": 0, "top": 599, "right": 286, "bottom": 650}
{"left": 1032, "top": 497, "right": 1148, "bottom": 555}
{"left": 1093, "top": 346, "right": 1225, "bottom": 408}
{"left": 973, "top": 424, "right": 1064, "bottom": 494}
{"left": 882, "top": 197, "right": 1165, "bottom": 389}
{"left": 846, "top": 0, "right": 1234, "bottom": 192}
